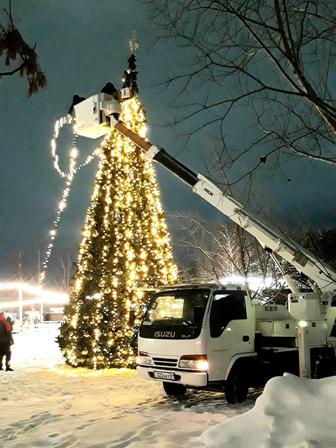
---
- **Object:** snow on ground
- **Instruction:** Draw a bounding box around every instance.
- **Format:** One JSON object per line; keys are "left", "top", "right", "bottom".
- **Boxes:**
{"left": 2, "top": 325, "right": 335, "bottom": 447}
{"left": 0, "top": 324, "right": 254, "bottom": 448}
{"left": 201, "top": 373, "right": 336, "bottom": 448}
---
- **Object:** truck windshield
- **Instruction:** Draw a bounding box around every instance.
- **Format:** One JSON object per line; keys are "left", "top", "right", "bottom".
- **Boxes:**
{"left": 140, "top": 289, "right": 210, "bottom": 339}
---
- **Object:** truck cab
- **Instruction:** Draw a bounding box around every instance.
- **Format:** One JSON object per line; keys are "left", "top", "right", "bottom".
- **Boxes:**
{"left": 137, "top": 283, "right": 256, "bottom": 401}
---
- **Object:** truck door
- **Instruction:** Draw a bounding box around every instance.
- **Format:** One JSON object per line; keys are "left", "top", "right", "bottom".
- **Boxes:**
{"left": 207, "top": 291, "right": 254, "bottom": 381}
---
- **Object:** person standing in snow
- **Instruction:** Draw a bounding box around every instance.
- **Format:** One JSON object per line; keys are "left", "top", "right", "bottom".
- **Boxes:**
{"left": 0, "top": 312, "right": 14, "bottom": 371}
{"left": 6, "top": 315, "right": 13, "bottom": 330}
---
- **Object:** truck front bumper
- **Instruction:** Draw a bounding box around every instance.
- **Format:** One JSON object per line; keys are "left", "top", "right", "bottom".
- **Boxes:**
{"left": 137, "top": 366, "right": 208, "bottom": 387}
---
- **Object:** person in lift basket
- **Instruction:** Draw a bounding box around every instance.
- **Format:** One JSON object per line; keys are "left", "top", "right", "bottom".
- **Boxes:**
{"left": 0, "top": 312, "right": 14, "bottom": 371}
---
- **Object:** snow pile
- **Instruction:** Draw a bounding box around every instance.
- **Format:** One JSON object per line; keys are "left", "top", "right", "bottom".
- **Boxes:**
{"left": 200, "top": 373, "right": 336, "bottom": 448}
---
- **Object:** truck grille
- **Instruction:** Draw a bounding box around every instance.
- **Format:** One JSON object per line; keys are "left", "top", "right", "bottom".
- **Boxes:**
{"left": 152, "top": 357, "right": 178, "bottom": 368}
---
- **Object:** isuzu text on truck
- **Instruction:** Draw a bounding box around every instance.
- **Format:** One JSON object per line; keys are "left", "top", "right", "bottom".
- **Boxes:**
{"left": 72, "top": 85, "right": 336, "bottom": 403}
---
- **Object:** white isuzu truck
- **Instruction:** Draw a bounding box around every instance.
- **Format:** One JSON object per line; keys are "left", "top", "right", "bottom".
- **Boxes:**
{"left": 136, "top": 283, "right": 336, "bottom": 402}
{"left": 73, "top": 87, "right": 336, "bottom": 403}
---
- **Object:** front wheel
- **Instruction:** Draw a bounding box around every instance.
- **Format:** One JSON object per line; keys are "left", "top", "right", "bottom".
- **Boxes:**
{"left": 163, "top": 382, "right": 187, "bottom": 397}
{"left": 225, "top": 370, "right": 248, "bottom": 404}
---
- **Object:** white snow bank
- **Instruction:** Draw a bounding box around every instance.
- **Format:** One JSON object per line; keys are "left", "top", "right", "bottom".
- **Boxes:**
{"left": 200, "top": 373, "right": 336, "bottom": 448}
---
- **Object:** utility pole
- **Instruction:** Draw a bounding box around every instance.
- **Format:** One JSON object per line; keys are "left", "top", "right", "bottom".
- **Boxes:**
{"left": 38, "top": 250, "right": 44, "bottom": 321}
{"left": 66, "top": 252, "right": 70, "bottom": 289}
{"left": 18, "top": 251, "right": 23, "bottom": 323}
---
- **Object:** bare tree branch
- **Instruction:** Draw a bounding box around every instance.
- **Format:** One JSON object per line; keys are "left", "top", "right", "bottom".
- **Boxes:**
{"left": 149, "top": 0, "right": 336, "bottom": 189}
{"left": 0, "top": 1, "right": 46, "bottom": 95}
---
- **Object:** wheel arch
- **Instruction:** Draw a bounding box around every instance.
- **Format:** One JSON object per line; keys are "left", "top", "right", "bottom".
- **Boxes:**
{"left": 225, "top": 353, "right": 257, "bottom": 381}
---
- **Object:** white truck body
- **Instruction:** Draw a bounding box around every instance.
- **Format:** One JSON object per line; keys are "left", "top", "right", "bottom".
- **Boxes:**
{"left": 137, "top": 284, "right": 336, "bottom": 399}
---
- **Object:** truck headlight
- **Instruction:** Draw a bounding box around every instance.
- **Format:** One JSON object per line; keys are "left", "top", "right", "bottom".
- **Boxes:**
{"left": 178, "top": 354, "right": 208, "bottom": 371}
{"left": 136, "top": 351, "right": 153, "bottom": 366}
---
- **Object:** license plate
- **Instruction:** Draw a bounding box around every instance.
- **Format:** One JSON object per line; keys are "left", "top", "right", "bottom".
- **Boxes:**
{"left": 153, "top": 371, "right": 176, "bottom": 381}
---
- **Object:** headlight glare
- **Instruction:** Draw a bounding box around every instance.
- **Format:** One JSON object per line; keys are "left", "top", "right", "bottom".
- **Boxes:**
{"left": 178, "top": 354, "right": 208, "bottom": 371}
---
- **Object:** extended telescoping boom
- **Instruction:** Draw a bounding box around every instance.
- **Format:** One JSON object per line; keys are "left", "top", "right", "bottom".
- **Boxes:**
{"left": 112, "top": 120, "right": 336, "bottom": 294}
{"left": 72, "top": 88, "right": 336, "bottom": 387}
{"left": 72, "top": 89, "right": 336, "bottom": 295}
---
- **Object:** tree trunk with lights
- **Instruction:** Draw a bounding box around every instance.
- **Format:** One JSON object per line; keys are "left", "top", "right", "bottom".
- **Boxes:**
{"left": 58, "top": 51, "right": 178, "bottom": 369}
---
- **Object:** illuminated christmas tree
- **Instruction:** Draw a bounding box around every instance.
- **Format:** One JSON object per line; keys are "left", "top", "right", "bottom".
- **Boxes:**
{"left": 58, "top": 45, "right": 178, "bottom": 369}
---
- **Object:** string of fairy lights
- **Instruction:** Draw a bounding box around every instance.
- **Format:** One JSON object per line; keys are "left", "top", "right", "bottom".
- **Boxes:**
{"left": 60, "top": 95, "right": 178, "bottom": 369}
{"left": 41, "top": 33, "right": 141, "bottom": 285}
{"left": 43, "top": 34, "right": 179, "bottom": 369}
{"left": 39, "top": 114, "right": 104, "bottom": 282}
{"left": 50, "top": 115, "right": 102, "bottom": 178}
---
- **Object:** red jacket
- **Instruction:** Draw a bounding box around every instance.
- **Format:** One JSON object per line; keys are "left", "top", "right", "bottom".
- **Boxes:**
{"left": 0, "top": 313, "right": 11, "bottom": 333}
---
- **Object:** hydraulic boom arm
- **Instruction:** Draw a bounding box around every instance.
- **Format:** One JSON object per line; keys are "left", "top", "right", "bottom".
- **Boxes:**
{"left": 113, "top": 120, "right": 336, "bottom": 293}
{"left": 73, "top": 93, "right": 336, "bottom": 293}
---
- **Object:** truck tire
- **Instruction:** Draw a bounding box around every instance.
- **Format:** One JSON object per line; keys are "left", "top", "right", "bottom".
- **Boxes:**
{"left": 225, "top": 370, "right": 248, "bottom": 404}
{"left": 163, "top": 382, "right": 187, "bottom": 397}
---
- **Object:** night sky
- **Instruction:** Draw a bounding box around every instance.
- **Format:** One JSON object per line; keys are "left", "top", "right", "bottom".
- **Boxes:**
{"left": 1, "top": 1, "right": 335, "bottom": 286}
